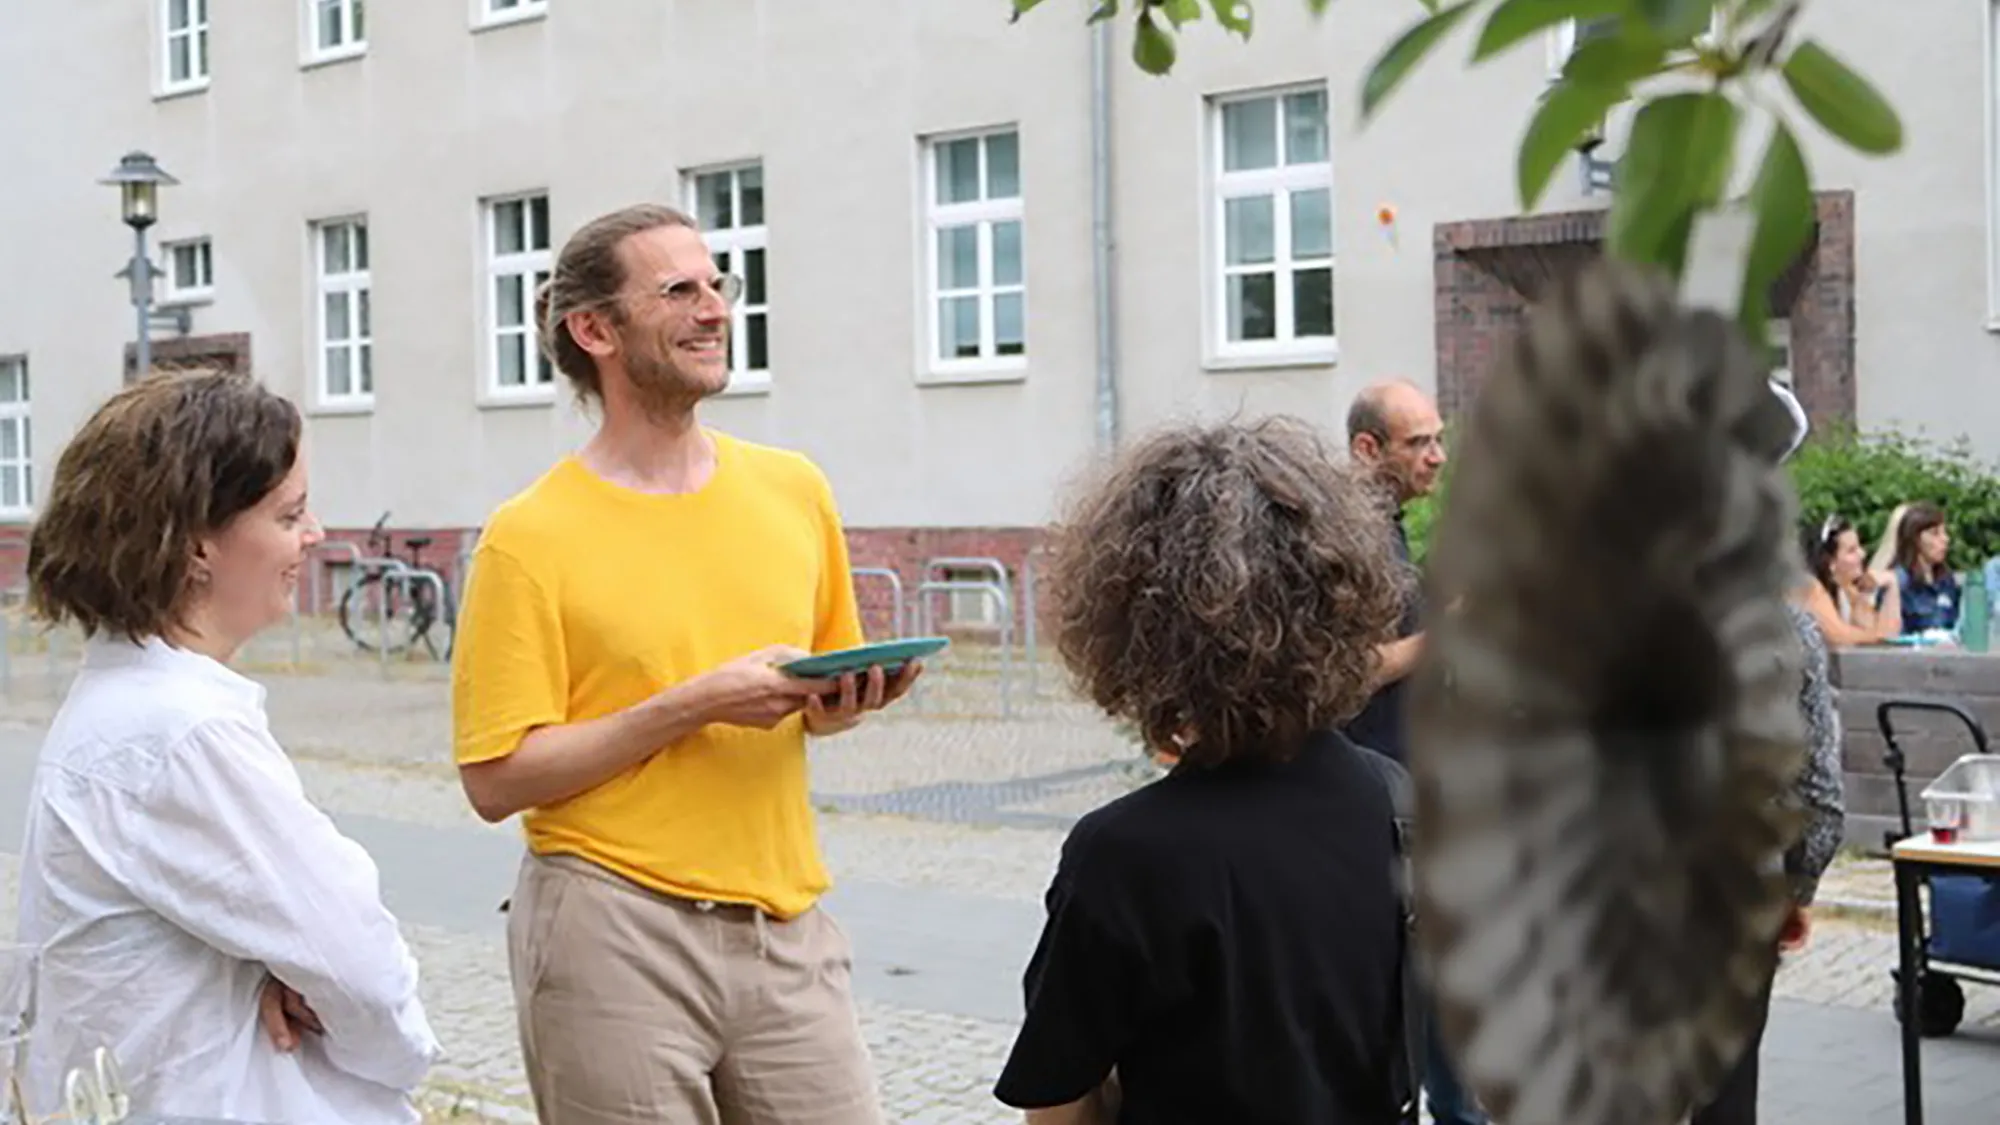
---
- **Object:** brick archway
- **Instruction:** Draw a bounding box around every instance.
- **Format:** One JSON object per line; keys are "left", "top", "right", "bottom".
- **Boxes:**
{"left": 1432, "top": 191, "right": 1855, "bottom": 430}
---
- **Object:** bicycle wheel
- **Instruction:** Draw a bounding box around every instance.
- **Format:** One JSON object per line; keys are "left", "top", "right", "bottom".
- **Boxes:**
{"left": 339, "top": 571, "right": 418, "bottom": 656}
{"left": 406, "top": 574, "right": 456, "bottom": 662}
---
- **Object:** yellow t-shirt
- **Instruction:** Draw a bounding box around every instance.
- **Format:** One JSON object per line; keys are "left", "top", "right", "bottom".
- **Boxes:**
{"left": 450, "top": 432, "right": 864, "bottom": 919}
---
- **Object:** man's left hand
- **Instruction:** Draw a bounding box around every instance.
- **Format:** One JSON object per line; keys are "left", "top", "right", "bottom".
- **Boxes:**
{"left": 803, "top": 661, "right": 923, "bottom": 737}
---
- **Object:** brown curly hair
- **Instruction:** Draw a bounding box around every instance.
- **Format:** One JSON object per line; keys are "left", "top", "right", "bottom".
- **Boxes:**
{"left": 1047, "top": 417, "right": 1409, "bottom": 767}
{"left": 27, "top": 369, "right": 301, "bottom": 642}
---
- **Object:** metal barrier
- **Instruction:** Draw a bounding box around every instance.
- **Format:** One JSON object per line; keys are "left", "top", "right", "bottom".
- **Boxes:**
{"left": 851, "top": 567, "right": 907, "bottom": 639}
{"left": 352, "top": 557, "right": 410, "bottom": 673}
{"left": 1019, "top": 547, "right": 1051, "bottom": 697}
{"left": 913, "top": 578, "right": 1014, "bottom": 718}
{"left": 308, "top": 541, "right": 364, "bottom": 618}
{"left": 399, "top": 567, "right": 452, "bottom": 661}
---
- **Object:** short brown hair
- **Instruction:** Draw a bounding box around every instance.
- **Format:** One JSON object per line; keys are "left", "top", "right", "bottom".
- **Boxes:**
{"left": 28, "top": 369, "right": 301, "bottom": 642}
{"left": 1046, "top": 417, "right": 1408, "bottom": 766}
{"left": 534, "top": 203, "right": 697, "bottom": 401}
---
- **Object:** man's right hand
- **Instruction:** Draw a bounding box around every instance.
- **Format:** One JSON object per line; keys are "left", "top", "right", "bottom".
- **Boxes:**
{"left": 691, "top": 646, "right": 834, "bottom": 730}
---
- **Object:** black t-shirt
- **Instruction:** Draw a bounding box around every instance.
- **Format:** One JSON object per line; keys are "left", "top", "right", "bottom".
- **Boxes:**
{"left": 993, "top": 730, "right": 1404, "bottom": 1125}
{"left": 1342, "top": 513, "right": 1420, "bottom": 762}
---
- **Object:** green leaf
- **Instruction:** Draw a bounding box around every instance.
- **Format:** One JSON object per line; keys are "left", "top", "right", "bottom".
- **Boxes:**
{"left": 1088, "top": 0, "right": 1120, "bottom": 24}
{"left": 1635, "top": 0, "right": 1714, "bottom": 40}
{"left": 1740, "top": 121, "right": 1815, "bottom": 328}
{"left": 1605, "top": 92, "right": 1740, "bottom": 273}
{"left": 1009, "top": 0, "right": 1050, "bottom": 23}
{"left": 1517, "top": 79, "right": 1631, "bottom": 209}
{"left": 1561, "top": 30, "right": 1668, "bottom": 86}
{"left": 1207, "top": 0, "right": 1253, "bottom": 36}
{"left": 1782, "top": 39, "right": 1904, "bottom": 155}
{"left": 1307, "top": 0, "right": 1333, "bottom": 14}
{"left": 1159, "top": 0, "right": 1202, "bottom": 28}
{"left": 1474, "top": 0, "right": 1622, "bottom": 61}
{"left": 1361, "top": 1, "right": 1478, "bottom": 120}
{"left": 1133, "top": 8, "right": 1177, "bottom": 74}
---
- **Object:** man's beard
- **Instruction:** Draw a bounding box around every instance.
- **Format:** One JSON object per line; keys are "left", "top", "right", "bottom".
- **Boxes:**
{"left": 625, "top": 339, "right": 723, "bottom": 422}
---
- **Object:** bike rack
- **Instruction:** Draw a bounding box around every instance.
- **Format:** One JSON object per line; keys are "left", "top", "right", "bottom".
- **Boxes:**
{"left": 308, "top": 541, "right": 365, "bottom": 618}
{"left": 453, "top": 537, "right": 478, "bottom": 607}
{"left": 913, "top": 579, "right": 1014, "bottom": 718}
{"left": 352, "top": 557, "right": 410, "bottom": 673}
{"left": 1019, "top": 546, "right": 1051, "bottom": 697}
{"left": 401, "top": 568, "right": 452, "bottom": 662}
{"left": 851, "top": 567, "right": 907, "bottom": 639}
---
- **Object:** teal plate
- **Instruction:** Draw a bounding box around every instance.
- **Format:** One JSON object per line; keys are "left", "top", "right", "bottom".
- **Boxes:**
{"left": 779, "top": 636, "right": 951, "bottom": 679}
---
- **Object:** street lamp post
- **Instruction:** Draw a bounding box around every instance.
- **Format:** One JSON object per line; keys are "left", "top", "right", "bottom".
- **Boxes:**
{"left": 99, "top": 152, "right": 179, "bottom": 383}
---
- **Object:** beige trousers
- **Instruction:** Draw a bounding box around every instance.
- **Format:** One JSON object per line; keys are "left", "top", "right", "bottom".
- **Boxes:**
{"left": 508, "top": 853, "right": 883, "bottom": 1125}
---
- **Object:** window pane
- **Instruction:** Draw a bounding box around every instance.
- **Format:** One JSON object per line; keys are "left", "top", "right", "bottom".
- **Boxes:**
{"left": 195, "top": 0, "right": 207, "bottom": 21}
{"left": 1221, "top": 98, "right": 1279, "bottom": 171}
{"left": 172, "top": 245, "right": 196, "bottom": 286}
{"left": 940, "top": 296, "right": 981, "bottom": 360}
{"left": 995, "top": 293, "right": 1024, "bottom": 356}
{"left": 1284, "top": 90, "right": 1329, "bottom": 165}
{"left": 0, "top": 421, "right": 17, "bottom": 461}
{"left": 169, "top": 0, "right": 190, "bottom": 29}
{"left": 0, "top": 362, "right": 22, "bottom": 403}
{"left": 325, "top": 346, "right": 352, "bottom": 397}
{"left": 536, "top": 350, "right": 553, "bottom": 385}
{"left": 1290, "top": 188, "right": 1332, "bottom": 259}
{"left": 170, "top": 37, "right": 192, "bottom": 82}
{"left": 936, "top": 138, "right": 981, "bottom": 204}
{"left": 529, "top": 196, "right": 550, "bottom": 250}
{"left": 359, "top": 343, "right": 373, "bottom": 394}
{"left": 498, "top": 334, "right": 525, "bottom": 386}
{"left": 322, "top": 224, "right": 348, "bottom": 274}
{"left": 992, "top": 221, "right": 1022, "bottom": 286}
{"left": 358, "top": 288, "right": 371, "bottom": 337}
{"left": 739, "top": 166, "right": 764, "bottom": 226}
{"left": 938, "top": 226, "right": 979, "bottom": 291}
{"left": 744, "top": 248, "right": 766, "bottom": 305}
{"left": 1227, "top": 272, "right": 1276, "bottom": 342}
{"left": 497, "top": 275, "right": 524, "bottom": 327}
{"left": 1225, "top": 195, "right": 1275, "bottom": 266}
{"left": 493, "top": 201, "right": 523, "bottom": 254}
{"left": 353, "top": 223, "right": 369, "bottom": 270}
{"left": 494, "top": 0, "right": 520, "bottom": 9}
{"left": 318, "top": 0, "right": 342, "bottom": 47}
{"left": 1294, "top": 268, "right": 1334, "bottom": 338}
{"left": 352, "top": 0, "right": 365, "bottom": 41}
{"left": 198, "top": 242, "right": 212, "bottom": 284}
{"left": 696, "top": 172, "right": 733, "bottom": 230}
{"left": 2, "top": 467, "right": 20, "bottom": 512}
{"left": 325, "top": 292, "right": 350, "bottom": 341}
{"left": 745, "top": 312, "right": 769, "bottom": 372}
{"left": 986, "top": 132, "right": 1020, "bottom": 199}
{"left": 195, "top": 27, "right": 208, "bottom": 75}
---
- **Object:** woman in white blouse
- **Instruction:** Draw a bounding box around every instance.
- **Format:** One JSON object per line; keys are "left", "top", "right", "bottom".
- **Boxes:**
{"left": 11, "top": 370, "right": 439, "bottom": 1123}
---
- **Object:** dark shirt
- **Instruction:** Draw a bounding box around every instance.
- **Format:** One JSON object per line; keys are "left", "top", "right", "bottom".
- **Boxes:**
{"left": 1343, "top": 512, "right": 1421, "bottom": 762}
{"left": 1895, "top": 565, "right": 1961, "bottom": 633}
{"left": 994, "top": 731, "right": 1404, "bottom": 1125}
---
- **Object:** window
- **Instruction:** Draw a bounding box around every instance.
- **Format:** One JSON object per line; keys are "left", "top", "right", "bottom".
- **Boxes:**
{"left": 163, "top": 238, "right": 214, "bottom": 302}
{"left": 485, "top": 193, "right": 554, "bottom": 396}
{"left": 688, "top": 164, "right": 769, "bottom": 389}
{"left": 924, "top": 128, "right": 1026, "bottom": 373}
{"left": 162, "top": 0, "right": 210, "bottom": 92}
{"left": 0, "top": 357, "right": 33, "bottom": 517}
{"left": 1210, "top": 88, "right": 1334, "bottom": 360}
{"left": 316, "top": 219, "right": 372, "bottom": 406}
{"left": 478, "top": 0, "right": 548, "bottom": 26}
{"left": 308, "top": 0, "right": 365, "bottom": 60}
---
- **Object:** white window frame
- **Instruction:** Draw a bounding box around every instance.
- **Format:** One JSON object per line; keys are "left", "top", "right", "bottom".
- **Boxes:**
{"left": 474, "top": 0, "right": 548, "bottom": 30}
{"left": 304, "top": 0, "right": 366, "bottom": 65}
{"left": 921, "top": 126, "right": 1027, "bottom": 383}
{"left": 483, "top": 192, "right": 555, "bottom": 403}
{"left": 0, "top": 356, "right": 34, "bottom": 519}
{"left": 1987, "top": 1, "right": 2000, "bottom": 326}
{"left": 160, "top": 0, "right": 210, "bottom": 95}
{"left": 1206, "top": 86, "right": 1336, "bottom": 367}
{"left": 685, "top": 162, "right": 771, "bottom": 394}
{"left": 162, "top": 238, "right": 214, "bottom": 304}
{"left": 314, "top": 217, "right": 373, "bottom": 410}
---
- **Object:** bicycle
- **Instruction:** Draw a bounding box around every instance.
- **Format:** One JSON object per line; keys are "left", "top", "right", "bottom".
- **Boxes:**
{"left": 338, "top": 511, "right": 456, "bottom": 660}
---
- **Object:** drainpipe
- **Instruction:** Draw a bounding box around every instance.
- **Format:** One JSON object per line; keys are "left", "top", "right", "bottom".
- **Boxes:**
{"left": 1089, "top": 17, "right": 1120, "bottom": 452}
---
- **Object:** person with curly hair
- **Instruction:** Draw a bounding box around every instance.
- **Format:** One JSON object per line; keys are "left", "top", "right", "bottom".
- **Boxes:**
{"left": 992, "top": 417, "right": 1413, "bottom": 1125}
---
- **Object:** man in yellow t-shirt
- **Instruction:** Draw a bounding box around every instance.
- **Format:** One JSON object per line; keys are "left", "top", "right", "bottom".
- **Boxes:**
{"left": 451, "top": 203, "right": 919, "bottom": 1125}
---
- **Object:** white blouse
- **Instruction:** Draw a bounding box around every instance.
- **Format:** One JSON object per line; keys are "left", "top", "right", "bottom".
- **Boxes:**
{"left": 12, "top": 637, "right": 440, "bottom": 1124}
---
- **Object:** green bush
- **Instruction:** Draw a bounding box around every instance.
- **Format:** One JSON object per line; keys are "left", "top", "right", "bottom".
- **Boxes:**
{"left": 1787, "top": 426, "right": 2000, "bottom": 573}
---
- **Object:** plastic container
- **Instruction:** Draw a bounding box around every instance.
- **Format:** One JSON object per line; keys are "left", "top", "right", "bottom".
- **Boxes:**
{"left": 1922, "top": 753, "right": 2000, "bottom": 843}
{"left": 1960, "top": 578, "right": 1990, "bottom": 654}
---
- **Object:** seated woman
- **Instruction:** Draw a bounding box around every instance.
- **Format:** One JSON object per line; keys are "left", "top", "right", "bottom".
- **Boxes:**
{"left": 1798, "top": 514, "right": 1902, "bottom": 646}
{"left": 993, "top": 418, "right": 1411, "bottom": 1125}
{"left": 1889, "top": 501, "right": 1960, "bottom": 634}
{"left": 14, "top": 371, "right": 439, "bottom": 1122}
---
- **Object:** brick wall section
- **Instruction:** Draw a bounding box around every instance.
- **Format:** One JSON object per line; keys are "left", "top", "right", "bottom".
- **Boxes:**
{"left": 1433, "top": 192, "right": 1856, "bottom": 428}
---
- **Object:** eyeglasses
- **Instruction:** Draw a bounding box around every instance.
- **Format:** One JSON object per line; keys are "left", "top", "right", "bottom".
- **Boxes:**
{"left": 657, "top": 273, "right": 744, "bottom": 310}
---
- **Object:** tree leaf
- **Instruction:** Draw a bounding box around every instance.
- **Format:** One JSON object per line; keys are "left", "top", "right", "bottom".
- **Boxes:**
{"left": 1635, "top": 0, "right": 1714, "bottom": 40}
{"left": 1088, "top": 0, "right": 1120, "bottom": 23}
{"left": 1517, "top": 79, "right": 1631, "bottom": 209}
{"left": 1207, "top": 0, "right": 1253, "bottom": 36}
{"left": 1009, "top": 0, "right": 1051, "bottom": 24}
{"left": 1159, "top": 0, "right": 1202, "bottom": 29}
{"left": 1561, "top": 30, "right": 1668, "bottom": 86}
{"left": 1474, "top": 0, "right": 1622, "bottom": 61}
{"left": 1133, "top": 8, "right": 1177, "bottom": 74}
{"left": 1740, "top": 121, "right": 1815, "bottom": 328}
{"left": 1361, "top": 1, "right": 1478, "bottom": 120}
{"left": 1782, "top": 39, "right": 1904, "bottom": 155}
{"left": 1605, "top": 92, "right": 1739, "bottom": 273}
